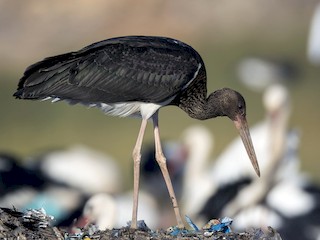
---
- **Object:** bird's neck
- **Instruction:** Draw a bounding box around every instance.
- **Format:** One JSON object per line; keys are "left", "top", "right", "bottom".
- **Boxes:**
{"left": 175, "top": 69, "right": 225, "bottom": 120}
{"left": 180, "top": 93, "right": 224, "bottom": 120}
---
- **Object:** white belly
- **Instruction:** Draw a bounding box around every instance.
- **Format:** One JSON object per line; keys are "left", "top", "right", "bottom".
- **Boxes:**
{"left": 42, "top": 96, "right": 174, "bottom": 119}
{"left": 99, "top": 102, "right": 162, "bottom": 119}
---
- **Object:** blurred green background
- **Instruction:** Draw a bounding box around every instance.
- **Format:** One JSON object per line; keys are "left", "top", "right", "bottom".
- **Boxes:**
{"left": 0, "top": 0, "right": 319, "bottom": 186}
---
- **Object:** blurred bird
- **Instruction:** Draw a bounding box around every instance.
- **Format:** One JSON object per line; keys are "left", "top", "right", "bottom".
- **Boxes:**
{"left": 78, "top": 190, "right": 160, "bottom": 230}
{"left": 180, "top": 125, "right": 215, "bottom": 218}
{"left": 0, "top": 153, "right": 87, "bottom": 226}
{"left": 23, "top": 185, "right": 88, "bottom": 227}
{"left": 0, "top": 153, "right": 44, "bottom": 209}
{"left": 30, "top": 145, "right": 123, "bottom": 195}
{"left": 24, "top": 145, "right": 123, "bottom": 226}
{"left": 0, "top": 153, "right": 44, "bottom": 194}
{"left": 307, "top": 3, "right": 320, "bottom": 66}
{"left": 140, "top": 141, "right": 186, "bottom": 207}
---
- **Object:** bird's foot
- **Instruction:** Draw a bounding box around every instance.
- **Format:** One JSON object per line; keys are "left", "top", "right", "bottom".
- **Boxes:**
{"left": 167, "top": 215, "right": 199, "bottom": 236}
{"left": 127, "top": 220, "right": 151, "bottom": 231}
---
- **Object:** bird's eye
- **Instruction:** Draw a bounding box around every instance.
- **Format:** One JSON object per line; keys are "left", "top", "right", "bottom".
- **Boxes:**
{"left": 238, "top": 103, "right": 245, "bottom": 115}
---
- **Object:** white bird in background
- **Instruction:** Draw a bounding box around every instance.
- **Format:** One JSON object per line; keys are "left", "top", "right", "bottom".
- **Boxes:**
{"left": 180, "top": 125, "right": 215, "bottom": 218}
{"left": 33, "top": 145, "right": 123, "bottom": 195}
{"left": 140, "top": 141, "right": 186, "bottom": 208}
{"left": 27, "top": 145, "right": 124, "bottom": 226}
{"left": 307, "top": 3, "right": 320, "bottom": 66}
{"left": 79, "top": 191, "right": 160, "bottom": 230}
{"left": 0, "top": 152, "right": 89, "bottom": 226}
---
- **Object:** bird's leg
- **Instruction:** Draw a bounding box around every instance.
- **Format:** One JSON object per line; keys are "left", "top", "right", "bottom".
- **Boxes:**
{"left": 131, "top": 118, "right": 148, "bottom": 229}
{"left": 152, "top": 111, "right": 184, "bottom": 229}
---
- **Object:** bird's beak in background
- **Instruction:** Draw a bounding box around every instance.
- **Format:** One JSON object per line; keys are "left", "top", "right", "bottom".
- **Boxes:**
{"left": 74, "top": 215, "right": 90, "bottom": 229}
{"left": 233, "top": 115, "right": 261, "bottom": 177}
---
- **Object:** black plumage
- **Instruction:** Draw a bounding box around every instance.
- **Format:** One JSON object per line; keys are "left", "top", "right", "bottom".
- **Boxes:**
{"left": 14, "top": 36, "right": 203, "bottom": 105}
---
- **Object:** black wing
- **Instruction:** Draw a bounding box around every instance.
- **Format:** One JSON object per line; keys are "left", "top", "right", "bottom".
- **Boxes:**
{"left": 14, "top": 36, "right": 205, "bottom": 104}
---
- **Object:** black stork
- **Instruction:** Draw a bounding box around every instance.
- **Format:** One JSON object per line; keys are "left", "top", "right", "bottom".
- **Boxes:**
{"left": 13, "top": 36, "right": 260, "bottom": 229}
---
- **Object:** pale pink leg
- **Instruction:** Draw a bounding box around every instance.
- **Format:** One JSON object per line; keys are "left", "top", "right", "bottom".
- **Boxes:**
{"left": 131, "top": 118, "right": 148, "bottom": 229}
{"left": 152, "top": 111, "right": 184, "bottom": 228}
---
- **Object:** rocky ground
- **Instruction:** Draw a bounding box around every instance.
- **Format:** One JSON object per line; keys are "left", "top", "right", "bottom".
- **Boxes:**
{"left": 0, "top": 208, "right": 283, "bottom": 240}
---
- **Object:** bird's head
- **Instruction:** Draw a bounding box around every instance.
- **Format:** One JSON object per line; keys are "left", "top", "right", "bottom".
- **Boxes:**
{"left": 207, "top": 88, "right": 246, "bottom": 120}
{"left": 207, "top": 88, "right": 261, "bottom": 177}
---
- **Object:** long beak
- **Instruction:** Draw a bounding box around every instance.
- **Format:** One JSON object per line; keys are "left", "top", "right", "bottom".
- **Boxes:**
{"left": 233, "top": 115, "right": 260, "bottom": 177}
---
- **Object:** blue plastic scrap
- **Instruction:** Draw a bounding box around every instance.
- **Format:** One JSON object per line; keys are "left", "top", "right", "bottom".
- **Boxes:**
{"left": 167, "top": 216, "right": 233, "bottom": 236}
{"left": 204, "top": 217, "right": 233, "bottom": 233}
{"left": 185, "top": 215, "right": 199, "bottom": 231}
